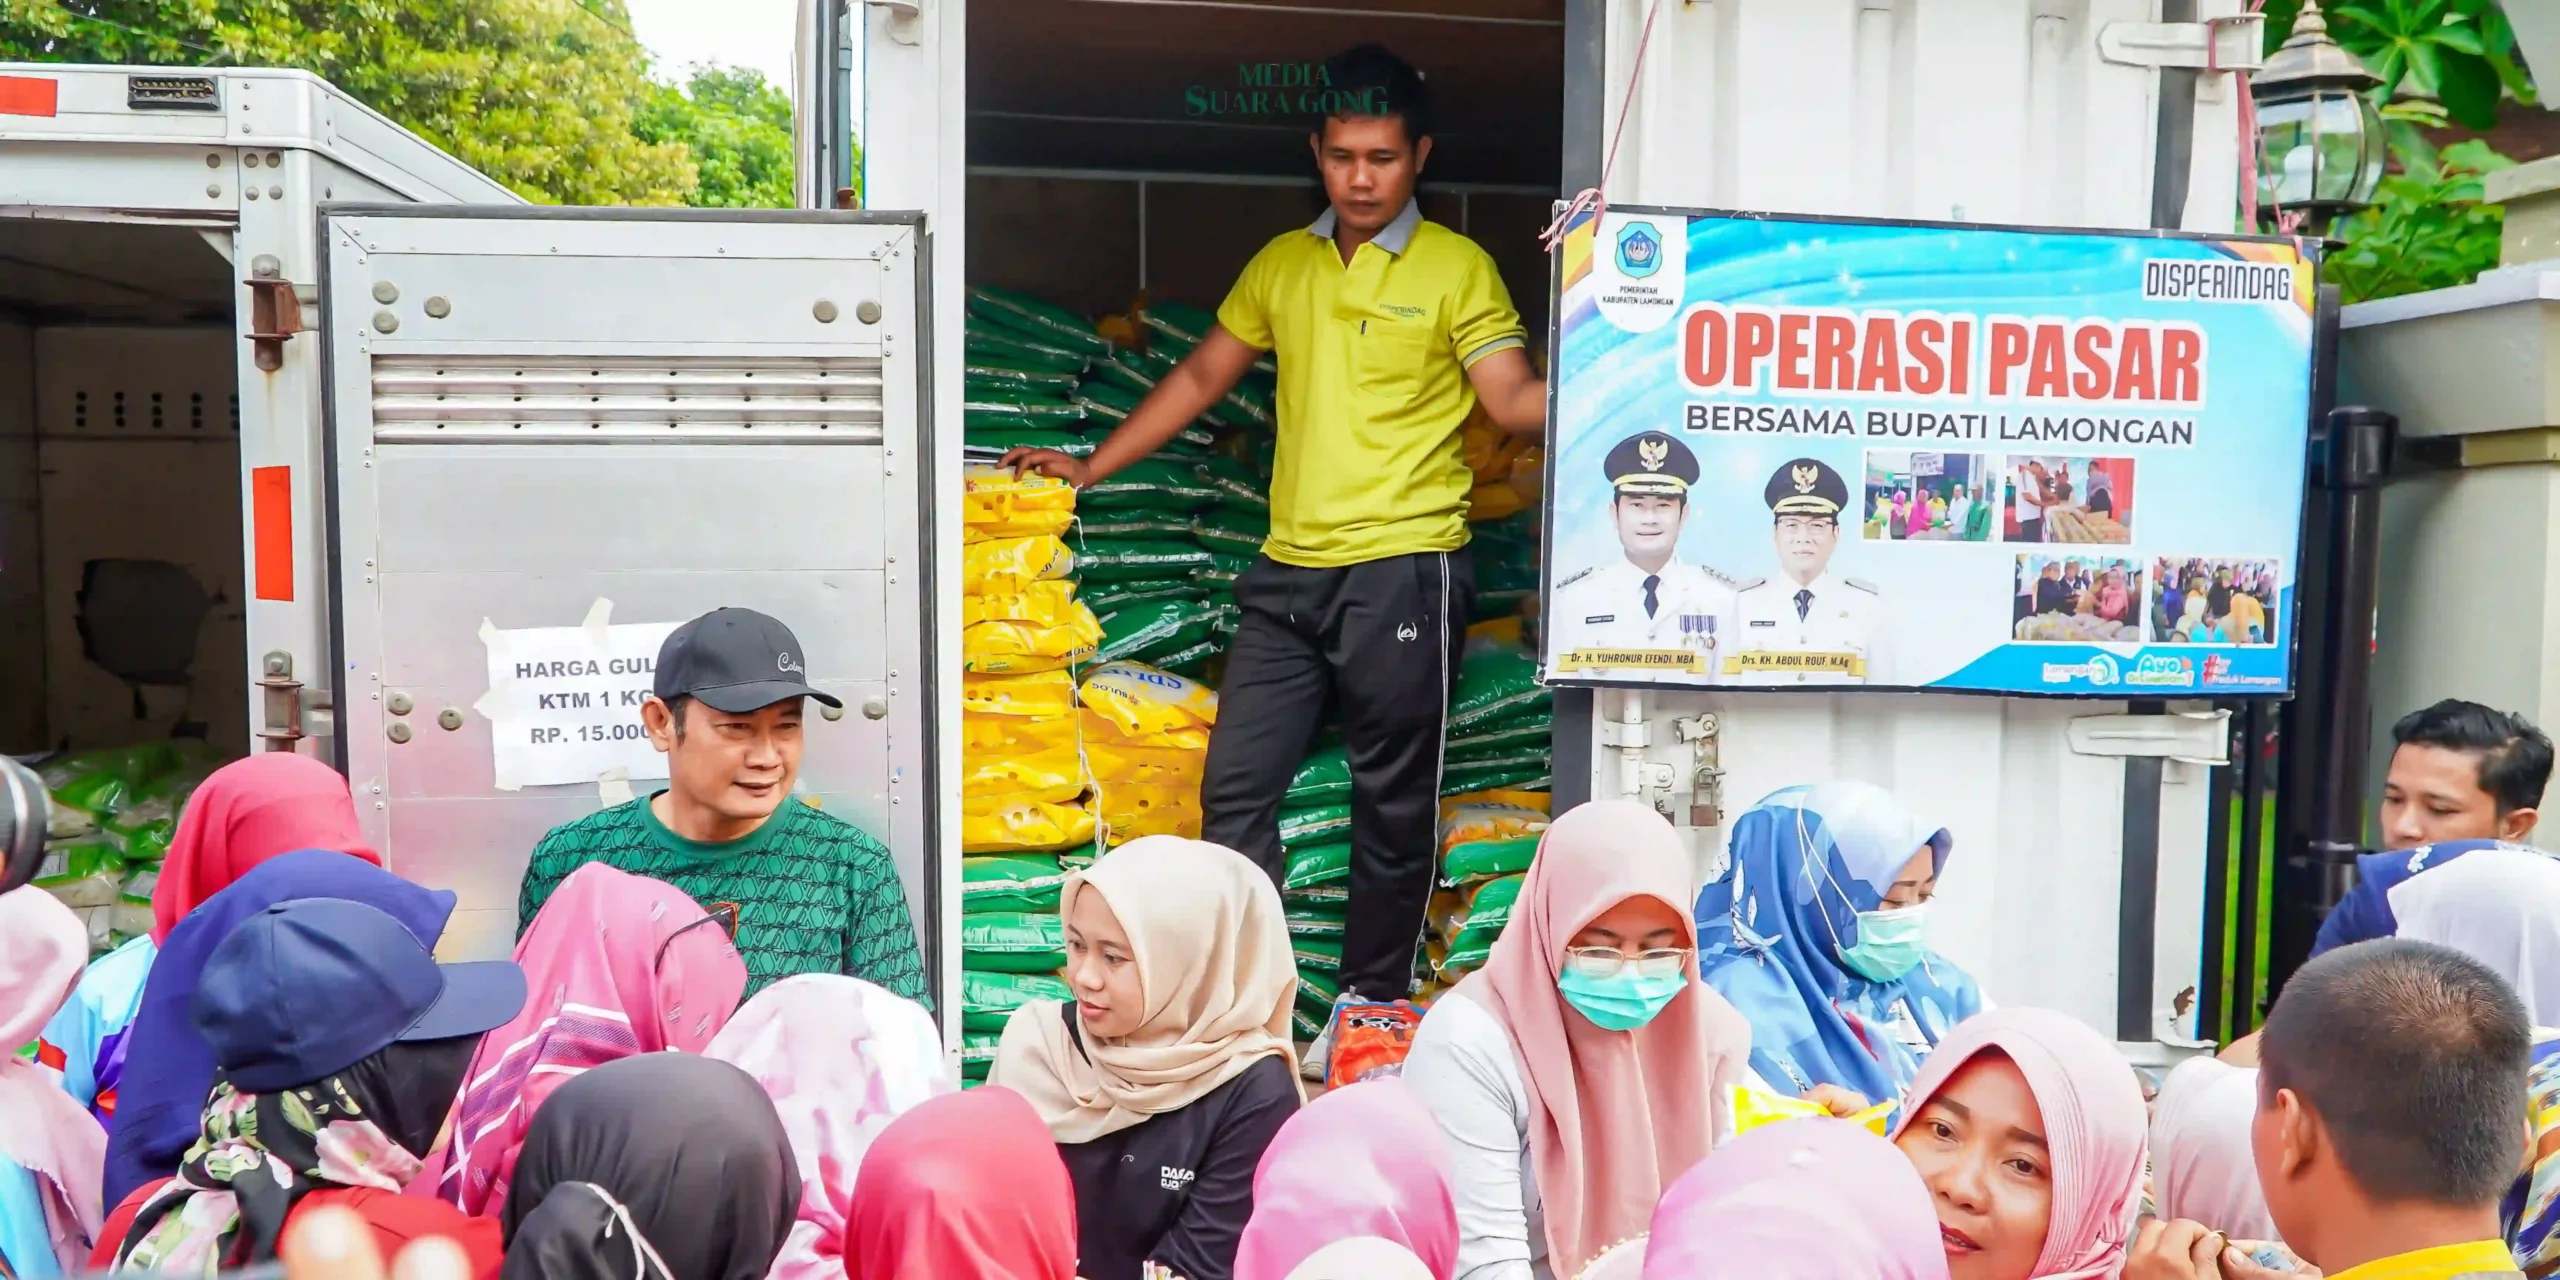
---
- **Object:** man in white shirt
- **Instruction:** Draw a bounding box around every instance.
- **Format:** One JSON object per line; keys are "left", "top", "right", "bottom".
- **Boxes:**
{"left": 1550, "top": 430, "right": 1740, "bottom": 681}
{"left": 1729, "top": 458, "right": 1891, "bottom": 686}
{"left": 2012, "top": 460, "right": 2050, "bottom": 543}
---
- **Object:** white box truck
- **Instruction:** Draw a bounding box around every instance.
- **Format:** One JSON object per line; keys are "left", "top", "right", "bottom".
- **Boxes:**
{"left": 0, "top": 65, "right": 945, "bottom": 978}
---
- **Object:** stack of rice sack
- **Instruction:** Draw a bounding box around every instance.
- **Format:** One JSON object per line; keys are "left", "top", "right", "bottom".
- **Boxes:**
{"left": 963, "top": 287, "right": 1111, "bottom": 459}
{"left": 1079, "top": 661, "right": 1218, "bottom": 850}
{"left": 32, "top": 742, "right": 230, "bottom": 955}
{"left": 1275, "top": 780, "right": 1357, "bottom": 1026}
{"left": 958, "top": 465, "right": 1102, "bottom": 1084}
{"left": 1442, "top": 640, "right": 1555, "bottom": 796}
{"left": 1424, "top": 793, "right": 1550, "bottom": 992}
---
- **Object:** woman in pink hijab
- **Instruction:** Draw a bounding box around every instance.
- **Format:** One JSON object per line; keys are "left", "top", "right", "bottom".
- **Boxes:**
{"left": 151, "top": 753, "right": 378, "bottom": 942}
{"left": 1, "top": 888, "right": 106, "bottom": 1276}
{"left": 1234, "top": 1080, "right": 1458, "bottom": 1280}
{"left": 1889, "top": 1008, "right": 2149, "bottom": 1280}
{"left": 436, "top": 863, "right": 749, "bottom": 1217}
{"left": 706, "top": 975, "right": 953, "bottom": 1280}
{"left": 1401, "top": 801, "right": 1751, "bottom": 1280}
{"left": 1643, "top": 1117, "right": 1947, "bottom": 1280}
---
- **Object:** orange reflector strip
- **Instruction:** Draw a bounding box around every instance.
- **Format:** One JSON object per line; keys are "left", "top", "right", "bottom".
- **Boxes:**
{"left": 253, "top": 466, "right": 294, "bottom": 601}
{"left": 0, "top": 76, "right": 58, "bottom": 117}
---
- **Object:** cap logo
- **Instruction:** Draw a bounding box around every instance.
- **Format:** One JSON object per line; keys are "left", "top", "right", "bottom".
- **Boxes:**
{"left": 1638, "top": 437, "right": 1669, "bottom": 471}
{"left": 1792, "top": 464, "right": 1818, "bottom": 494}
{"left": 777, "top": 651, "right": 803, "bottom": 676}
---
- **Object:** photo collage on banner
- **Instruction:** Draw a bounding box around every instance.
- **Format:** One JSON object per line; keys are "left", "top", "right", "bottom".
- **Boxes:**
{"left": 1540, "top": 208, "right": 2315, "bottom": 696}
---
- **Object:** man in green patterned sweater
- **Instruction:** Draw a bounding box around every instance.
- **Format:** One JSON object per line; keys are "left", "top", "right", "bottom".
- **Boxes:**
{"left": 516, "top": 607, "right": 928, "bottom": 1003}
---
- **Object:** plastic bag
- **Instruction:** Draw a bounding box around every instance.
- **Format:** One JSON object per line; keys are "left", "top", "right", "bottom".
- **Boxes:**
{"left": 1728, "top": 1083, "right": 1896, "bottom": 1137}
{"left": 1095, "top": 780, "right": 1203, "bottom": 845}
{"left": 1282, "top": 841, "right": 1352, "bottom": 890}
{"left": 1192, "top": 510, "right": 1269, "bottom": 558}
{"left": 963, "top": 969, "right": 1074, "bottom": 1033}
{"left": 1449, "top": 644, "right": 1551, "bottom": 733}
{"left": 1279, "top": 804, "right": 1352, "bottom": 850}
{"left": 964, "top": 465, "right": 1079, "bottom": 541}
{"left": 1326, "top": 1002, "right": 1424, "bottom": 1089}
{"left": 962, "top": 798, "right": 1098, "bottom": 854}
{"left": 1094, "top": 598, "right": 1220, "bottom": 665}
{"left": 1081, "top": 662, "right": 1219, "bottom": 736}
{"left": 962, "top": 669, "right": 1079, "bottom": 718}
{"left": 1079, "top": 458, "right": 1222, "bottom": 512}
{"left": 1285, "top": 748, "right": 1351, "bottom": 807}
{"left": 962, "top": 912, "right": 1068, "bottom": 973}
{"left": 969, "top": 286, "right": 1115, "bottom": 356}
{"left": 963, "top": 854, "right": 1069, "bottom": 914}
{"left": 1075, "top": 539, "right": 1213, "bottom": 584}
{"left": 964, "top": 535, "right": 1075, "bottom": 594}
{"left": 1442, "top": 835, "right": 1541, "bottom": 885}
{"left": 960, "top": 711, "right": 1085, "bottom": 806}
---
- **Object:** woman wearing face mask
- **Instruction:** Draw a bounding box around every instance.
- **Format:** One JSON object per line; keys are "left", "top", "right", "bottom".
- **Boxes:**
{"left": 1888, "top": 1008, "right": 2149, "bottom": 1280}
{"left": 1400, "top": 801, "right": 1752, "bottom": 1280}
{"left": 990, "top": 836, "right": 1303, "bottom": 1280}
{"left": 96, "top": 900, "right": 527, "bottom": 1277}
{"left": 1696, "top": 781, "right": 1984, "bottom": 1105}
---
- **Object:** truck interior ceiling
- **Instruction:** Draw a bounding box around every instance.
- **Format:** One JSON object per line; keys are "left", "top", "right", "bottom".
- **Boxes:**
{"left": 0, "top": 216, "right": 247, "bottom": 757}
{"left": 964, "top": 0, "right": 1564, "bottom": 335}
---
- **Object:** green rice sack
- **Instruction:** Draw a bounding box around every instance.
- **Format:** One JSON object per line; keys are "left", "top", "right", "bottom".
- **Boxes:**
{"left": 1081, "top": 582, "right": 1205, "bottom": 615}
{"left": 1295, "top": 967, "right": 1342, "bottom": 1015}
{"left": 1207, "top": 373, "right": 1278, "bottom": 432}
{"left": 1292, "top": 936, "right": 1343, "bottom": 974}
{"left": 1195, "top": 455, "right": 1269, "bottom": 510}
{"left": 962, "top": 854, "right": 1067, "bottom": 914}
{"left": 1446, "top": 718, "right": 1550, "bottom": 756}
{"left": 1074, "top": 512, "right": 1195, "bottom": 540}
{"left": 966, "top": 314, "right": 1094, "bottom": 372}
{"left": 1286, "top": 904, "right": 1347, "bottom": 939}
{"left": 1076, "top": 539, "right": 1213, "bottom": 584}
{"left": 1448, "top": 874, "right": 1527, "bottom": 954}
{"left": 1087, "top": 347, "right": 1183, "bottom": 398}
{"left": 1448, "top": 644, "right": 1552, "bottom": 734}
{"left": 1139, "top": 299, "right": 1221, "bottom": 348}
{"left": 1286, "top": 884, "right": 1350, "bottom": 909}
{"left": 1080, "top": 458, "right": 1221, "bottom": 511}
{"left": 1192, "top": 510, "right": 1269, "bottom": 558}
{"left": 968, "top": 285, "right": 1115, "bottom": 356}
{"left": 1286, "top": 747, "right": 1351, "bottom": 807}
{"left": 1074, "top": 379, "right": 1217, "bottom": 448}
{"left": 1200, "top": 554, "right": 1256, "bottom": 589}
{"left": 963, "top": 426, "right": 1097, "bottom": 458}
{"left": 1058, "top": 843, "right": 1099, "bottom": 873}
{"left": 1158, "top": 641, "right": 1220, "bottom": 678}
{"left": 1443, "top": 836, "right": 1540, "bottom": 884}
{"left": 962, "top": 912, "right": 1068, "bottom": 973}
{"left": 1440, "top": 763, "right": 1551, "bottom": 797}
{"left": 959, "top": 1030, "right": 1003, "bottom": 1079}
{"left": 964, "top": 359, "right": 1082, "bottom": 396}
{"left": 1282, "top": 840, "right": 1352, "bottom": 891}
{"left": 963, "top": 969, "right": 1072, "bottom": 1033}
{"left": 1446, "top": 745, "right": 1551, "bottom": 771}
{"left": 1292, "top": 1004, "right": 1325, "bottom": 1041}
{"left": 964, "top": 388, "right": 1089, "bottom": 430}
{"left": 1095, "top": 598, "right": 1220, "bottom": 664}
{"left": 1278, "top": 804, "right": 1353, "bottom": 850}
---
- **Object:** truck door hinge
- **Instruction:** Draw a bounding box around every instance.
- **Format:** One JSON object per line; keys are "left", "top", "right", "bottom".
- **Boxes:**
{"left": 245, "top": 255, "right": 304, "bottom": 373}
{"left": 2098, "top": 16, "right": 2265, "bottom": 72}
{"left": 257, "top": 650, "right": 305, "bottom": 751}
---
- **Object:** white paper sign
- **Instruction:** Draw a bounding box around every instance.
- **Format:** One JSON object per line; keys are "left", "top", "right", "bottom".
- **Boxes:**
{"left": 474, "top": 600, "right": 681, "bottom": 791}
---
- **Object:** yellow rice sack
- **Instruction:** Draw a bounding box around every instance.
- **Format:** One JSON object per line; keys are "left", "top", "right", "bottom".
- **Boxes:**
{"left": 962, "top": 797, "right": 1098, "bottom": 853}
{"left": 961, "top": 670, "right": 1078, "bottom": 718}
{"left": 1082, "top": 711, "right": 1209, "bottom": 788}
{"left": 1096, "top": 780, "right": 1203, "bottom": 845}
{"left": 1078, "top": 661, "right": 1218, "bottom": 739}
{"left": 964, "top": 535, "right": 1075, "bottom": 595}
{"left": 1443, "top": 788, "right": 1553, "bottom": 816}
{"left": 960, "top": 711, "right": 1084, "bottom": 806}
{"left": 960, "top": 607, "right": 1103, "bottom": 675}
{"left": 963, "top": 465, "right": 1077, "bottom": 541}
{"left": 964, "top": 580, "right": 1085, "bottom": 629}
{"left": 1438, "top": 801, "right": 1550, "bottom": 853}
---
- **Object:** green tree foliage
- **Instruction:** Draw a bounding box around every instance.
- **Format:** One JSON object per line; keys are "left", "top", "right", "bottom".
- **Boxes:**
{"left": 635, "top": 65, "right": 794, "bottom": 209}
{"left": 2258, "top": 0, "right": 2535, "bottom": 129}
{"left": 2324, "top": 139, "right": 2514, "bottom": 304}
{"left": 0, "top": 0, "right": 704, "bottom": 206}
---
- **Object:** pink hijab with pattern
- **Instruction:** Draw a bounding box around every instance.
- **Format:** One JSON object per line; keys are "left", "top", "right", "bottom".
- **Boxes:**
{"left": 706, "top": 975, "right": 953, "bottom": 1280}
{"left": 436, "top": 863, "right": 748, "bottom": 1217}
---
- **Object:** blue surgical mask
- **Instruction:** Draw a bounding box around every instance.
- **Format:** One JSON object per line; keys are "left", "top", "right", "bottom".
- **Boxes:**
{"left": 1839, "top": 902, "right": 1931, "bottom": 982}
{"left": 1556, "top": 966, "right": 1687, "bottom": 1031}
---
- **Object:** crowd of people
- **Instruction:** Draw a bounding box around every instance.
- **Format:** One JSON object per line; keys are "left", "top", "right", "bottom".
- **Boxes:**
{"left": 1868, "top": 483, "right": 1995, "bottom": 543}
{"left": 2151, "top": 561, "right": 2278, "bottom": 646}
{"left": 2, "top": 695, "right": 2556, "bottom": 1280}
{"left": 2017, "top": 560, "right": 2140, "bottom": 626}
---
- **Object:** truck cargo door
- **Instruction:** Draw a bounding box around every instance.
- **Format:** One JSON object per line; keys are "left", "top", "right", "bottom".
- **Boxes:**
{"left": 317, "top": 207, "right": 936, "bottom": 976}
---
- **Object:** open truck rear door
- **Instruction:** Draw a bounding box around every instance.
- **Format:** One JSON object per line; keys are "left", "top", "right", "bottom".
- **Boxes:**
{"left": 316, "top": 206, "right": 939, "bottom": 985}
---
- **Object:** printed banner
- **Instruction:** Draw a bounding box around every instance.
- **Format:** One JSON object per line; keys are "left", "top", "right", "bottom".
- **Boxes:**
{"left": 1541, "top": 208, "right": 2314, "bottom": 696}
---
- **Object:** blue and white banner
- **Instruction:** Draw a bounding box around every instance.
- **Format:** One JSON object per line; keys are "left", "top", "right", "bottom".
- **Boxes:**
{"left": 1541, "top": 208, "right": 2314, "bottom": 697}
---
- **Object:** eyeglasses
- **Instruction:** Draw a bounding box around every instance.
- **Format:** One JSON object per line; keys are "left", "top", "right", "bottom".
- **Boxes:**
{"left": 1562, "top": 947, "right": 1693, "bottom": 980}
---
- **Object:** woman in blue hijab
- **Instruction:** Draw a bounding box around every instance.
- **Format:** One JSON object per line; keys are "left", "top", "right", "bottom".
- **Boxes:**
{"left": 1695, "top": 780, "right": 1984, "bottom": 1104}
{"left": 99, "top": 850, "right": 455, "bottom": 1210}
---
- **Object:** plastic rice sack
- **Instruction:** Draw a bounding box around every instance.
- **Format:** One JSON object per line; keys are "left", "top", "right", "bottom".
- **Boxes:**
{"left": 1293, "top": 1005, "right": 1325, "bottom": 1042}
{"left": 962, "top": 854, "right": 1068, "bottom": 914}
{"left": 1075, "top": 539, "right": 1212, "bottom": 583}
{"left": 49, "top": 769, "right": 131, "bottom": 821}
{"left": 1292, "top": 936, "right": 1341, "bottom": 974}
{"left": 1058, "top": 843, "right": 1098, "bottom": 873}
{"left": 1195, "top": 456, "right": 1269, "bottom": 510}
{"left": 1192, "top": 510, "right": 1268, "bottom": 558}
{"left": 1157, "top": 641, "right": 1220, "bottom": 678}
{"left": 1446, "top": 874, "right": 1526, "bottom": 957}
{"left": 1442, "top": 764, "right": 1550, "bottom": 797}
{"left": 964, "top": 388, "right": 1089, "bottom": 431}
{"left": 1094, "top": 598, "right": 1218, "bottom": 665}
{"left": 962, "top": 797, "right": 1098, "bottom": 854}
{"left": 1446, "top": 744, "right": 1550, "bottom": 772}
{"left": 964, "top": 535, "right": 1075, "bottom": 594}
{"left": 1440, "top": 801, "right": 1548, "bottom": 852}
{"left": 1445, "top": 788, "right": 1552, "bottom": 815}
{"left": 964, "top": 465, "right": 1079, "bottom": 541}
{"left": 1079, "top": 458, "right": 1222, "bottom": 512}
{"left": 1448, "top": 644, "right": 1550, "bottom": 734}
{"left": 962, "top": 969, "right": 1074, "bottom": 1033}
{"left": 1082, "top": 715, "right": 1210, "bottom": 785}
{"left": 962, "top": 669, "right": 1078, "bottom": 718}
{"left": 967, "top": 313, "right": 1093, "bottom": 370}
{"left": 1283, "top": 841, "right": 1352, "bottom": 891}
{"left": 1441, "top": 834, "right": 1542, "bottom": 885}
{"left": 1447, "top": 718, "right": 1550, "bottom": 756}
{"left": 963, "top": 912, "right": 1068, "bottom": 974}
{"left": 1729, "top": 1083, "right": 1896, "bottom": 1137}
{"left": 960, "top": 612, "right": 1102, "bottom": 674}
{"left": 1279, "top": 804, "right": 1352, "bottom": 850}
{"left": 1138, "top": 299, "right": 1221, "bottom": 349}
{"left": 1082, "top": 583, "right": 1204, "bottom": 616}
{"left": 1087, "top": 346, "right": 1182, "bottom": 398}
{"left": 1200, "top": 554, "right": 1256, "bottom": 590}
{"left": 1080, "top": 662, "right": 1219, "bottom": 737}
{"left": 1095, "top": 780, "right": 1203, "bottom": 845}
{"left": 1073, "top": 380, "right": 1217, "bottom": 448}
{"left": 965, "top": 358, "right": 1082, "bottom": 395}
{"left": 1075, "top": 512, "right": 1194, "bottom": 540}
{"left": 35, "top": 841, "right": 126, "bottom": 909}
{"left": 1286, "top": 884, "right": 1350, "bottom": 910}
{"left": 960, "top": 1031, "right": 1003, "bottom": 1079}
{"left": 1286, "top": 904, "right": 1346, "bottom": 939}
{"left": 963, "top": 426, "right": 1098, "bottom": 458}
{"left": 1295, "top": 967, "right": 1342, "bottom": 1014}
{"left": 959, "top": 713, "right": 1085, "bottom": 807}
{"left": 1285, "top": 748, "right": 1351, "bottom": 807}
{"left": 1214, "top": 376, "right": 1277, "bottom": 432}
{"left": 963, "top": 580, "right": 1082, "bottom": 631}
{"left": 969, "top": 286, "right": 1115, "bottom": 356}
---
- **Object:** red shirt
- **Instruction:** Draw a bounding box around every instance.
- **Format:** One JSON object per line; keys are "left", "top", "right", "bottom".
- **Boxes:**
{"left": 92, "top": 1180, "right": 505, "bottom": 1280}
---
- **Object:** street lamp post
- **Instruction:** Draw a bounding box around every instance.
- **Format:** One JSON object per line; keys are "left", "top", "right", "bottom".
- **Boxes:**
{"left": 2252, "top": 0, "right": 2387, "bottom": 236}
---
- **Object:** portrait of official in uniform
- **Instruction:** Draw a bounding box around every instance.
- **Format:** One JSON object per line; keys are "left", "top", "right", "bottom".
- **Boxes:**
{"left": 1549, "top": 430, "right": 1740, "bottom": 679}
{"left": 1728, "top": 457, "right": 1893, "bottom": 685}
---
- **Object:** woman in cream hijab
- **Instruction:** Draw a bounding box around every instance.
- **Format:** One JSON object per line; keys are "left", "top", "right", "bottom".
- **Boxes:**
{"left": 991, "top": 836, "right": 1303, "bottom": 1280}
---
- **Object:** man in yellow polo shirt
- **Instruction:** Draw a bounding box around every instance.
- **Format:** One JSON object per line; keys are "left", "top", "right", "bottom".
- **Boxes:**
{"left": 2124, "top": 938, "right": 2531, "bottom": 1280}
{"left": 1006, "top": 44, "right": 1545, "bottom": 1074}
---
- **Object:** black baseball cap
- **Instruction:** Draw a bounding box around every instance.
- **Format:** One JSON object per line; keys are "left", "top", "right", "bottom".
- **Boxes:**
{"left": 654, "top": 607, "right": 843, "bottom": 713}
{"left": 195, "top": 899, "right": 527, "bottom": 1092}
